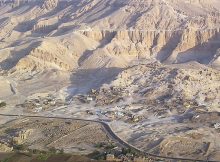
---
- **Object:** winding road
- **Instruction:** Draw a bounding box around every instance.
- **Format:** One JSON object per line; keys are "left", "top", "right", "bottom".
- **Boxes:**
{"left": 0, "top": 113, "right": 219, "bottom": 162}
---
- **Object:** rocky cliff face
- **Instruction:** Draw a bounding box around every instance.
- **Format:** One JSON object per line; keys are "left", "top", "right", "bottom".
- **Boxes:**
{"left": 79, "top": 28, "right": 220, "bottom": 67}
{"left": 41, "top": 0, "right": 59, "bottom": 10}
{"left": 16, "top": 42, "right": 73, "bottom": 71}
{"left": 1, "top": 28, "right": 220, "bottom": 73}
{"left": 0, "top": 0, "right": 220, "bottom": 73}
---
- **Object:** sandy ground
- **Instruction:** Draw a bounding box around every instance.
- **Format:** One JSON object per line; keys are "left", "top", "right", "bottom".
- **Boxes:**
{"left": 0, "top": 0, "right": 220, "bottom": 161}
{"left": 0, "top": 62, "right": 219, "bottom": 161}
{"left": 0, "top": 117, "right": 112, "bottom": 154}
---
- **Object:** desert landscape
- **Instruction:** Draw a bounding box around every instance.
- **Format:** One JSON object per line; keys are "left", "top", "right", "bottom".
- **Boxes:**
{"left": 0, "top": 0, "right": 220, "bottom": 161}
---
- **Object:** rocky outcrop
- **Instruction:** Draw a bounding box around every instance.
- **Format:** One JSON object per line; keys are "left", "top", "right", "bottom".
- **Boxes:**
{"left": 2, "top": 27, "right": 220, "bottom": 73}
{"left": 33, "top": 17, "right": 59, "bottom": 33}
{"left": 81, "top": 28, "right": 220, "bottom": 65}
{"left": 82, "top": 30, "right": 116, "bottom": 42}
{"left": 94, "top": 62, "right": 220, "bottom": 108}
{"left": 0, "top": 0, "right": 35, "bottom": 7}
{"left": 41, "top": 0, "right": 58, "bottom": 10}
{"left": 0, "top": 0, "right": 220, "bottom": 72}
{"left": 16, "top": 41, "right": 75, "bottom": 72}
{"left": 12, "top": 129, "right": 33, "bottom": 145}
{"left": 0, "top": 142, "right": 13, "bottom": 152}
{"left": 166, "top": 28, "right": 220, "bottom": 63}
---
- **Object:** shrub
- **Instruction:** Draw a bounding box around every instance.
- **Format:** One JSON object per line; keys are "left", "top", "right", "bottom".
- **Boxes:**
{"left": 0, "top": 102, "right": 6, "bottom": 107}
{"left": 94, "top": 142, "right": 105, "bottom": 148}
{"left": 58, "top": 148, "right": 64, "bottom": 154}
{"left": 36, "top": 153, "right": 51, "bottom": 161}
{"left": 13, "top": 144, "right": 26, "bottom": 151}
{"left": 104, "top": 143, "right": 116, "bottom": 150}
{"left": 32, "top": 149, "right": 41, "bottom": 154}
{"left": 48, "top": 147, "right": 57, "bottom": 154}
{"left": 88, "top": 150, "right": 105, "bottom": 160}
{"left": 122, "top": 148, "right": 138, "bottom": 156}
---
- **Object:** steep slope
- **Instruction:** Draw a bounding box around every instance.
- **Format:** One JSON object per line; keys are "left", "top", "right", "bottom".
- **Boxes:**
{"left": 0, "top": 1, "right": 220, "bottom": 160}
{"left": 93, "top": 62, "right": 220, "bottom": 111}
{"left": 0, "top": 0, "right": 220, "bottom": 100}
{"left": 0, "top": 0, "right": 220, "bottom": 73}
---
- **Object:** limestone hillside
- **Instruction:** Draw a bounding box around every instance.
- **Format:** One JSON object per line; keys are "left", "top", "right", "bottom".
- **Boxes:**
{"left": 0, "top": 0, "right": 220, "bottom": 73}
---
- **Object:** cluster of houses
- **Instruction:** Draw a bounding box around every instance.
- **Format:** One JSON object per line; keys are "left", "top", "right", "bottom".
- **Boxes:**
{"left": 88, "top": 87, "right": 130, "bottom": 106}
{"left": 85, "top": 108, "right": 142, "bottom": 123}
{"left": 17, "top": 95, "right": 66, "bottom": 112}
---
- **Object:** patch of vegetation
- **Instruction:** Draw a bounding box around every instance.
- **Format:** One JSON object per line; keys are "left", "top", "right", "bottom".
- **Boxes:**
{"left": 121, "top": 148, "right": 141, "bottom": 156}
{"left": 13, "top": 144, "right": 26, "bottom": 151}
{"left": 58, "top": 148, "right": 64, "bottom": 154}
{"left": 33, "top": 147, "right": 65, "bottom": 161}
{"left": 104, "top": 143, "right": 116, "bottom": 150}
{"left": 0, "top": 102, "right": 6, "bottom": 108}
{"left": 48, "top": 147, "right": 57, "bottom": 154}
{"left": 94, "top": 142, "right": 105, "bottom": 148}
{"left": 88, "top": 150, "right": 105, "bottom": 160}
{"left": 30, "top": 149, "right": 41, "bottom": 154}
{"left": 48, "top": 147, "right": 66, "bottom": 154}
{"left": 36, "top": 153, "right": 51, "bottom": 161}
{"left": 4, "top": 128, "right": 14, "bottom": 134}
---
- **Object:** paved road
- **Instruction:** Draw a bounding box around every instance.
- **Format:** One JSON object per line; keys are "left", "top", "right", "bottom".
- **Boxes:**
{"left": 0, "top": 113, "right": 219, "bottom": 162}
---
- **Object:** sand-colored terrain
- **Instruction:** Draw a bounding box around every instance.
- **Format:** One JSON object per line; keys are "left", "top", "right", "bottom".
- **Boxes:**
{"left": 0, "top": 117, "right": 111, "bottom": 154}
{"left": 0, "top": 0, "right": 220, "bottom": 161}
{"left": 0, "top": 0, "right": 220, "bottom": 74}
{"left": 0, "top": 0, "right": 220, "bottom": 104}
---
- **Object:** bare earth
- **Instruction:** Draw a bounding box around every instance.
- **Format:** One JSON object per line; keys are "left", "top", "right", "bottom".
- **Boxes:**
{"left": 0, "top": 0, "right": 220, "bottom": 161}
